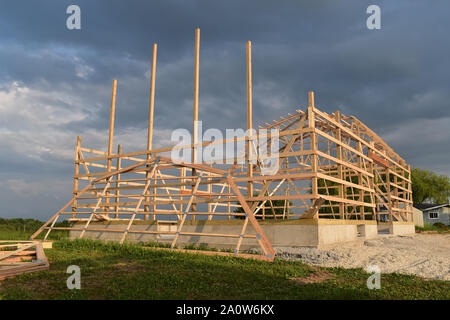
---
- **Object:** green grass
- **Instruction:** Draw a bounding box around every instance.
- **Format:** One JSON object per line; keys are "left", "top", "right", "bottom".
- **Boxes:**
{"left": 0, "top": 239, "right": 448, "bottom": 300}
{"left": 415, "top": 222, "right": 449, "bottom": 234}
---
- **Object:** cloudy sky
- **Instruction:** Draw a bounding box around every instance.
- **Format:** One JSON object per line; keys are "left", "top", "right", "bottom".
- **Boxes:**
{"left": 0, "top": 0, "right": 449, "bottom": 220}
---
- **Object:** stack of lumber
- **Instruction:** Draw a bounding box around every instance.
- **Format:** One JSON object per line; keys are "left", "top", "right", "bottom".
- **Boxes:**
{"left": 0, "top": 241, "right": 49, "bottom": 280}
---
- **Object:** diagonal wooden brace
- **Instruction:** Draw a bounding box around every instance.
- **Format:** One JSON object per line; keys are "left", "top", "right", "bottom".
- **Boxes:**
{"left": 227, "top": 176, "right": 275, "bottom": 261}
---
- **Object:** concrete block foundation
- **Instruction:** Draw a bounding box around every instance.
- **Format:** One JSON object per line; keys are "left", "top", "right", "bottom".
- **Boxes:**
{"left": 378, "top": 221, "right": 416, "bottom": 236}
{"left": 388, "top": 222, "right": 416, "bottom": 235}
{"left": 70, "top": 219, "right": 379, "bottom": 249}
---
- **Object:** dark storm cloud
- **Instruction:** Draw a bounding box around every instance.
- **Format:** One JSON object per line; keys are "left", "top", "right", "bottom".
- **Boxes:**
{"left": 0, "top": 0, "right": 449, "bottom": 219}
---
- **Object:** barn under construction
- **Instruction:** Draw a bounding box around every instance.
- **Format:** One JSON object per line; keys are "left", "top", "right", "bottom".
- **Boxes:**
{"left": 32, "top": 29, "right": 415, "bottom": 261}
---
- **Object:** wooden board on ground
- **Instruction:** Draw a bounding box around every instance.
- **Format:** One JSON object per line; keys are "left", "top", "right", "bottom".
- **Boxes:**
{"left": 0, "top": 241, "right": 50, "bottom": 280}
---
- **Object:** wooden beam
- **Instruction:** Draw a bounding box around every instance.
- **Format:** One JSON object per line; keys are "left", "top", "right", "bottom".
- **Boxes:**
{"left": 147, "top": 43, "right": 157, "bottom": 152}
{"left": 192, "top": 28, "right": 200, "bottom": 216}
{"left": 193, "top": 28, "right": 200, "bottom": 163}
{"left": 246, "top": 40, "right": 254, "bottom": 198}
{"left": 115, "top": 144, "right": 122, "bottom": 218}
{"left": 106, "top": 79, "right": 117, "bottom": 215}
{"left": 73, "top": 136, "right": 81, "bottom": 218}
{"left": 308, "top": 91, "right": 318, "bottom": 218}
{"left": 368, "top": 150, "right": 389, "bottom": 168}
{"left": 145, "top": 44, "right": 158, "bottom": 220}
{"left": 107, "top": 79, "right": 117, "bottom": 161}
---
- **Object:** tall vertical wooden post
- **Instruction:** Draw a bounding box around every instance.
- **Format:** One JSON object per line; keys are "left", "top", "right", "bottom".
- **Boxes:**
{"left": 191, "top": 28, "right": 200, "bottom": 220}
{"left": 357, "top": 139, "right": 365, "bottom": 220}
{"left": 191, "top": 28, "right": 200, "bottom": 217}
{"left": 193, "top": 28, "right": 200, "bottom": 164}
{"left": 72, "top": 136, "right": 81, "bottom": 218}
{"left": 115, "top": 144, "right": 122, "bottom": 218}
{"left": 180, "top": 167, "right": 185, "bottom": 216}
{"left": 106, "top": 80, "right": 117, "bottom": 215}
{"left": 145, "top": 43, "right": 157, "bottom": 220}
{"left": 207, "top": 170, "right": 212, "bottom": 220}
{"left": 386, "top": 165, "right": 393, "bottom": 222}
{"left": 107, "top": 80, "right": 117, "bottom": 165}
{"left": 334, "top": 111, "right": 345, "bottom": 219}
{"left": 246, "top": 40, "right": 253, "bottom": 198}
{"left": 307, "top": 91, "right": 318, "bottom": 217}
{"left": 393, "top": 168, "right": 399, "bottom": 219}
{"left": 147, "top": 43, "right": 157, "bottom": 152}
{"left": 370, "top": 143, "right": 377, "bottom": 221}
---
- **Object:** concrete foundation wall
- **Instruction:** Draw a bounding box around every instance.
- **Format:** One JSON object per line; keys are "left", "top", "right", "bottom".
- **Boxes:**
{"left": 357, "top": 224, "right": 378, "bottom": 239}
{"left": 389, "top": 222, "right": 416, "bottom": 235}
{"left": 70, "top": 219, "right": 379, "bottom": 249}
{"left": 318, "top": 224, "right": 357, "bottom": 245}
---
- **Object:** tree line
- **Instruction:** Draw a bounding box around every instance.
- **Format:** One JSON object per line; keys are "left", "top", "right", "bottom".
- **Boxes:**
{"left": 412, "top": 168, "right": 450, "bottom": 204}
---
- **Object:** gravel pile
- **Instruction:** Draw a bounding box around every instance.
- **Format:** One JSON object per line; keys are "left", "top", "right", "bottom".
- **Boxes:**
{"left": 272, "top": 234, "right": 450, "bottom": 281}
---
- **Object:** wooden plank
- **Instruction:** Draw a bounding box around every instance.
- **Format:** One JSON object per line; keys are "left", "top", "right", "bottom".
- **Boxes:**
{"left": 73, "top": 136, "right": 81, "bottom": 218}
{"left": 0, "top": 242, "right": 49, "bottom": 280}
{"left": 79, "top": 147, "right": 108, "bottom": 155}
{"left": 368, "top": 150, "right": 389, "bottom": 168}
{"left": 308, "top": 93, "right": 318, "bottom": 206}
{"left": 320, "top": 195, "right": 376, "bottom": 207}
{"left": 0, "top": 243, "right": 34, "bottom": 262}
{"left": 316, "top": 172, "right": 374, "bottom": 193}
{"left": 246, "top": 40, "right": 254, "bottom": 197}
{"left": 147, "top": 43, "right": 157, "bottom": 151}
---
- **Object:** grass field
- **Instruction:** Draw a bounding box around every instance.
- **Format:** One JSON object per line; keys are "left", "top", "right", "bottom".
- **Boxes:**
{"left": 415, "top": 223, "right": 450, "bottom": 234}
{"left": 0, "top": 219, "right": 448, "bottom": 300}
{"left": 0, "top": 237, "right": 448, "bottom": 300}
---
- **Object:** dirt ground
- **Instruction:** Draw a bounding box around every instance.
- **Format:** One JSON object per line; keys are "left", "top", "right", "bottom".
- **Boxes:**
{"left": 275, "top": 233, "right": 450, "bottom": 281}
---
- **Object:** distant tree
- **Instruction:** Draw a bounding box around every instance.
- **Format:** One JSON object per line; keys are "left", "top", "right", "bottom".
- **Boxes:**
{"left": 411, "top": 168, "right": 450, "bottom": 204}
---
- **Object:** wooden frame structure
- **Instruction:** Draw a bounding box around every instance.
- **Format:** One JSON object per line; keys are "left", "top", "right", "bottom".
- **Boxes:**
{"left": 32, "top": 29, "right": 413, "bottom": 261}
{"left": 0, "top": 241, "right": 49, "bottom": 280}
